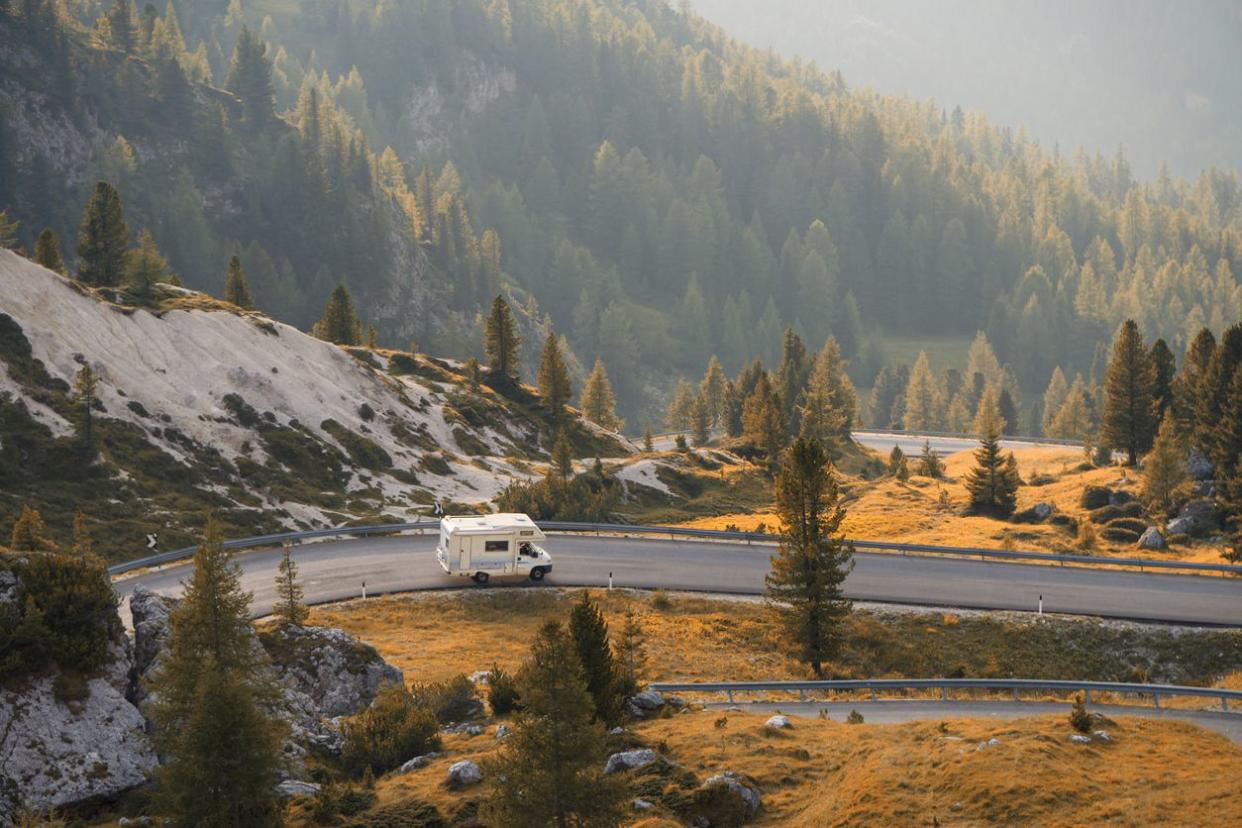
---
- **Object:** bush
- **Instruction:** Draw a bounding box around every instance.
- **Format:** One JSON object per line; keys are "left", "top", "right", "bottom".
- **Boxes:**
{"left": 411, "top": 674, "right": 483, "bottom": 724}
{"left": 340, "top": 683, "right": 441, "bottom": 777}
{"left": 651, "top": 590, "right": 673, "bottom": 611}
{"left": 1069, "top": 694, "right": 1093, "bottom": 733}
{"left": 343, "top": 797, "right": 445, "bottom": 828}
{"left": 487, "top": 663, "right": 521, "bottom": 716}
{"left": 1080, "top": 486, "right": 1113, "bottom": 510}
{"left": 846, "top": 709, "right": 865, "bottom": 725}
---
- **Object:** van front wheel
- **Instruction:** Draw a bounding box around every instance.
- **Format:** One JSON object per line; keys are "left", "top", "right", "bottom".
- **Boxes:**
{"left": 529, "top": 568, "right": 546, "bottom": 582}
{"left": 472, "top": 572, "right": 489, "bottom": 585}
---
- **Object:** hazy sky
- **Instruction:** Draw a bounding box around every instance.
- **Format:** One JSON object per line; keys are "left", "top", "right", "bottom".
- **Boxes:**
{"left": 692, "top": 0, "right": 1242, "bottom": 178}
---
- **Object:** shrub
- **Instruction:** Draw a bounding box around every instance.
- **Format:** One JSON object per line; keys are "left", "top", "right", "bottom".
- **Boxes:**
{"left": 340, "top": 683, "right": 440, "bottom": 777}
{"left": 650, "top": 590, "right": 673, "bottom": 610}
{"left": 1069, "top": 694, "right": 1093, "bottom": 733}
{"left": 410, "top": 674, "right": 482, "bottom": 724}
{"left": 343, "top": 797, "right": 445, "bottom": 828}
{"left": 487, "top": 663, "right": 521, "bottom": 716}
{"left": 846, "top": 709, "right": 865, "bottom": 725}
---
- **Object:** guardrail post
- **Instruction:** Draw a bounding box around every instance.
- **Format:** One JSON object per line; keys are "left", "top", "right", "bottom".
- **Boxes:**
{"left": 1152, "top": 693, "right": 1160, "bottom": 709}
{"left": 1084, "top": 689, "right": 1092, "bottom": 704}
{"left": 940, "top": 687, "right": 948, "bottom": 701}
{"left": 870, "top": 688, "right": 877, "bottom": 701}
{"left": 727, "top": 690, "right": 734, "bottom": 704}
{"left": 1222, "top": 695, "right": 1229, "bottom": 712}
{"left": 1012, "top": 688, "right": 1019, "bottom": 702}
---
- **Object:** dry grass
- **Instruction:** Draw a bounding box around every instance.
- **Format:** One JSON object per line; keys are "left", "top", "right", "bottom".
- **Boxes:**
{"left": 289, "top": 710, "right": 1242, "bottom": 827}
{"left": 671, "top": 445, "right": 1236, "bottom": 565}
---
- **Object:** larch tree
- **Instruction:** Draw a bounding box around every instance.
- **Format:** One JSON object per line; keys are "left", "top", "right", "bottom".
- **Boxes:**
{"left": 615, "top": 605, "right": 646, "bottom": 697}
{"left": 147, "top": 516, "right": 285, "bottom": 826}
{"left": 689, "top": 391, "right": 711, "bottom": 446}
{"left": 73, "top": 364, "right": 99, "bottom": 455}
{"left": 273, "top": 542, "right": 308, "bottom": 627}
{"left": 1141, "top": 413, "right": 1187, "bottom": 519}
{"left": 0, "top": 209, "right": 18, "bottom": 249}
{"left": 664, "top": 377, "right": 697, "bottom": 432}
{"left": 484, "top": 294, "right": 521, "bottom": 383}
{"left": 776, "top": 328, "right": 810, "bottom": 431}
{"left": 550, "top": 430, "right": 574, "bottom": 483}
{"left": 482, "top": 620, "right": 626, "bottom": 828}
{"left": 1047, "top": 375, "right": 1094, "bottom": 440}
{"left": 580, "top": 358, "right": 621, "bottom": 430}
{"left": 77, "top": 181, "right": 129, "bottom": 287}
{"left": 916, "top": 440, "right": 945, "bottom": 478}
{"left": 537, "top": 331, "right": 572, "bottom": 417}
{"left": 123, "top": 229, "right": 171, "bottom": 301}
{"left": 33, "top": 228, "right": 65, "bottom": 274}
{"left": 742, "top": 372, "right": 786, "bottom": 463}
{"left": 223, "top": 255, "right": 254, "bottom": 309}
{"left": 10, "top": 504, "right": 56, "bottom": 553}
{"left": 72, "top": 508, "right": 93, "bottom": 558}
{"left": 313, "top": 284, "right": 362, "bottom": 345}
{"left": 568, "top": 591, "right": 624, "bottom": 726}
{"left": 1040, "top": 366, "right": 1070, "bottom": 436}
{"left": 965, "top": 407, "right": 1020, "bottom": 516}
{"left": 1102, "top": 319, "right": 1158, "bottom": 465}
{"left": 902, "top": 351, "right": 944, "bottom": 432}
{"left": 642, "top": 424, "right": 654, "bottom": 453}
{"left": 700, "top": 355, "right": 729, "bottom": 427}
{"left": 764, "top": 438, "right": 854, "bottom": 677}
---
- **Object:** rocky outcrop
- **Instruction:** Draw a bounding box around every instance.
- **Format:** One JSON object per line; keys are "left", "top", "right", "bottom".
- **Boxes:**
{"left": 0, "top": 641, "right": 157, "bottom": 822}
{"left": 129, "top": 587, "right": 177, "bottom": 704}
{"left": 626, "top": 688, "right": 666, "bottom": 718}
{"left": 1165, "top": 499, "right": 1220, "bottom": 537}
{"left": 604, "top": 749, "right": 659, "bottom": 775}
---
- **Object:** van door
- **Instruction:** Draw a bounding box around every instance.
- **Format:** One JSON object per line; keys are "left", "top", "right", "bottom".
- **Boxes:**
{"left": 459, "top": 536, "right": 471, "bottom": 571}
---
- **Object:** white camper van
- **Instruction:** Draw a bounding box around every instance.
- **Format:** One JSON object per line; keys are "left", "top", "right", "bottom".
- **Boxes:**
{"left": 436, "top": 513, "right": 553, "bottom": 584}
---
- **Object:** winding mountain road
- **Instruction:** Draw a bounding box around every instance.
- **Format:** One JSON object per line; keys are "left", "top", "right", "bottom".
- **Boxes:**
{"left": 114, "top": 534, "right": 1242, "bottom": 626}
{"left": 650, "top": 430, "right": 1077, "bottom": 457}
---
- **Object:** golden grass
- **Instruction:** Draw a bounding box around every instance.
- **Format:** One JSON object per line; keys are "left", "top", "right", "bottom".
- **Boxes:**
{"left": 293, "top": 710, "right": 1242, "bottom": 827}
{"left": 669, "top": 445, "right": 1237, "bottom": 565}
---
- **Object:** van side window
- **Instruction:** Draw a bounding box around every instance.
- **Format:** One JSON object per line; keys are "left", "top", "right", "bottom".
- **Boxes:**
{"left": 484, "top": 540, "right": 509, "bottom": 552}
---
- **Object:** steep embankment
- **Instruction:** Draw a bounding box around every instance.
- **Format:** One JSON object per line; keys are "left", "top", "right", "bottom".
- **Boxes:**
{"left": 0, "top": 251, "right": 628, "bottom": 558}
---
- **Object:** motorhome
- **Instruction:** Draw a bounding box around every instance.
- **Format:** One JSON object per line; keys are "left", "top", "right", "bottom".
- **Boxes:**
{"left": 436, "top": 513, "right": 553, "bottom": 584}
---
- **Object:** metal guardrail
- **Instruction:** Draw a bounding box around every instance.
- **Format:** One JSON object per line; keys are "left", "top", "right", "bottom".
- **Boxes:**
{"left": 107, "top": 520, "right": 1242, "bottom": 577}
{"left": 647, "top": 678, "right": 1242, "bottom": 711}
{"left": 648, "top": 428, "right": 1084, "bottom": 447}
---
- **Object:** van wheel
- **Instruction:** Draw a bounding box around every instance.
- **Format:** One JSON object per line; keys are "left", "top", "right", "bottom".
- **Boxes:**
{"left": 529, "top": 567, "right": 546, "bottom": 582}
{"left": 472, "top": 572, "right": 489, "bottom": 585}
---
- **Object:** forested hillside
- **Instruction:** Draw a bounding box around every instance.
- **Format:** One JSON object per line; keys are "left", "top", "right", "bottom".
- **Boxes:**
{"left": 2, "top": 0, "right": 1240, "bottom": 428}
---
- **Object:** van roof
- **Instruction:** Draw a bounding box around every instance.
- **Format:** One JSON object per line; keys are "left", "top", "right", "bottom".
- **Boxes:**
{"left": 440, "top": 513, "right": 545, "bottom": 537}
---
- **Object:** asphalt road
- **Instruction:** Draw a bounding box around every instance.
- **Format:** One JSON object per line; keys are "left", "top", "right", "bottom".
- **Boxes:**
{"left": 650, "top": 430, "right": 1073, "bottom": 457}
{"left": 703, "top": 700, "right": 1242, "bottom": 744}
{"left": 113, "top": 534, "right": 1242, "bottom": 626}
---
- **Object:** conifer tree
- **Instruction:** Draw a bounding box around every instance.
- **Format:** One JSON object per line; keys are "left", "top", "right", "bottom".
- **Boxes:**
{"left": 1195, "top": 324, "right": 1242, "bottom": 469}
{"left": 1048, "top": 375, "right": 1094, "bottom": 440}
{"left": 690, "top": 390, "right": 711, "bottom": 446}
{"left": 484, "top": 295, "right": 521, "bottom": 382}
{"left": 73, "top": 364, "right": 99, "bottom": 455}
{"left": 223, "top": 255, "right": 254, "bottom": 309}
{"left": 1142, "top": 413, "right": 1187, "bottom": 519}
{"left": 700, "top": 355, "right": 729, "bottom": 427}
{"left": 482, "top": 620, "right": 625, "bottom": 828}
{"left": 888, "top": 445, "right": 906, "bottom": 476}
{"left": 104, "top": 0, "right": 137, "bottom": 53}
{"left": 0, "top": 209, "right": 18, "bottom": 250}
{"left": 917, "top": 440, "right": 945, "bottom": 478}
{"left": 33, "top": 228, "right": 65, "bottom": 274}
{"left": 1173, "top": 328, "right": 1215, "bottom": 434}
{"left": 903, "top": 351, "right": 944, "bottom": 432}
{"left": 72, "top": 508, "right": 93, "bottom": 558}
{"left": 550, "top": 430, "right": 573, "bottom": 483}
{"left": 776, "top": 328, "right": 810, "bottom": 428}
{"left": 568, "top": 590, "right": 623, "bottom": 726}
{"left": 148, "top": 516, "right": 284, "bottom": 825}
{"left": 580, "top": 358, "right": 621, "bottom": 430}
{"left": 966, "top": 408, "right": 1020, "bottom": 516}
{"left": 313, "top": 284, "right": 361, "bottom": 345}
{"left": 997, "top": 389, "right": 1018, "bottom": 438}
{"left": 123, "top": 229, "right": 170, "bottom": 301}
{"left": 225, "top": 26, "right": 275, "bottom": 130}
{"left": 1040, "top": 366, "right": 1070, "bottom": 437}
{"left": 664, "top": 377, "right": 696, "bottom": 432}
{"left": 77, "top": 182, "right": 129, "bottom": 287}
{"left": 1150, "top": 338, "right": 1176, "bottom": 422}
{"left": 10, "top": 504, "right": 55, "bottom": 552}
{"left": 273, "top": 542, "right": 308, "bottom": 627}
{"left": 642, "top": 424, "right": 654, "bottom": 453}
{"left": 1215, "top": 365, "right": 1242, "bottom": 563}
{"left": 742, "top": 372, "right": 786, "bottom": 463}
{"left": 1103, "top": 319, "right": 1157, "bottom": 465}
{"left": 537, "top": 331, "right": 572, "bottom": 417}
{"left": 765, "top": 438, "right": 853, "bottom": 677}
{"left": 615, "top": 605, "right": 646, "bottom": 697}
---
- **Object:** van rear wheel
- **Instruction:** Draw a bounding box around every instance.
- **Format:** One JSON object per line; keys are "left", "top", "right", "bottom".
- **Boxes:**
{"left": 529, "top": 567, "right": 546, "bottom": 582}
{"left": 472, "top": 572, "right": 489, "bottom": 585}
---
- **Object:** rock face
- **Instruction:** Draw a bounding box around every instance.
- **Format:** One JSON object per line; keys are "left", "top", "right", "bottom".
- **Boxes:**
{"left": 129, "top": 587, "right": 178, "bottom": 704}
{"left": 1137, "top": 527, "right": 1167, "bottom": 550}
{"left": 604, "top": 749, "right": 659, "bottom": 775}
{"left": 0, "top": 641, "right": 157, "bottom": 821}
{"left": 261, "top": 623, "right": 403, "bottom": 720}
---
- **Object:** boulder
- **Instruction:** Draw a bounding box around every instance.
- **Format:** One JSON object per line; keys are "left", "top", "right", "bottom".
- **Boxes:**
{"left": 1137, "top": 527, "right": 1167, "bottom": 551}
{"left": 398, "top": 752, "right": 440, "bottom": 774}
{"left": 691, "top": 772, "right": 762, "bottom": 825}
{"left": 275, "top": 780, "right": 322, "bottom": 798}
{"left": 0, "top": 567, "right": 18, "bottom": 608}
{"left": 633, "top": 798, "right": 655, "bottom": 811}
{"left": 1188, "top": 450, "right": 1214, "bottom": 481}
{"left": 604, "top": 748, "right": 659, "bottom": 775}
{"left": 1168, "top": 499, "right": 1220, "bottom": 537}
{"left": 1033, "top": 502, "right": 1053, "bottom": 520}
{"left": 975, "top": 737, "right": 1001, "bottom": 751}
{"left": 1080, "top": 486, "right": 1113, "bottom": 510}
{"left": 260, "top": 623, "right": 403, "bottom": 720}
{"left": 495, "top": 724, "right": 510, "bottom": 739}
{"left": 129, "top": 587, "right": 178, "bottom": 704}
{"left": 447, "top": 759, "right": 482, "bottom": 788}
{"left": 1093, "top": 730, "right": 1112, "bottom": 742}
{"left": 1068, "top": 733, "right": 1092, "bottom": 744}
{"left": 1165, "top": 515, "right": 1196, "bottom": 536}
{"left": 626, "top": 688, "right": 666, "bottom": 718}
{"left": 764, "top": 715, "right": 791, "bottom": 729}
{"left": 1013, "top": 502, "right": 1054, "bottom": 523}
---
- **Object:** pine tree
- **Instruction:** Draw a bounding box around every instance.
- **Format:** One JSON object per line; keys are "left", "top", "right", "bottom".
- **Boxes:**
{"left": 916, "top": 440, "right": 945, "bottom": 478}
{"left": 33, "top": 228, "right": 65, "bottom": 274}
{"left": 223, "top": 255, "right": 254, "bottom": 309}
{"left": 1150, "top": 338, "right": 1176, "bottom": 423}
{"left": 615, "top": 605, "right": 646, "bottom": 697}
{"left": 690, "top": 391, "right": 711, "bottom": 446}
{"left": 484, "top": 295, "right": 521, "bottom": 382}
{"left": 1196, "top": 324, "right": 1242, "bottom": 469}
{"left": 888, "top": 445, "right": 906, "bottom": 476}
{"left": 1142, "top": 413, "right": 1187, "bottom": 520}
{"left": 568, "top": 591, "right": 623, "bottom": 726}
{"left": 742, "top": 372, "right": 786, "bottom": 462}
{"left": 73, "top": 364, "right": 99, "bottom": 455}
{"left": 482, "top": 620, "right": 625, "bottom": 828}
{"left": 77, "top": 182, "right": 129, "bottom": 287}
{"left": 580, "top": 358, "right": 621, "bottom": 430}
{"left": 313, "top": 284, "right": 361, "bottom": 345}
{"left": 997, "top": 389, "right": 1018, "bottom": 438}
{"left": 700, "top": 355, "right": 729, "bottom": 427}
{"left": 225, "top": 26, "right": 275, "bottom": 130}
{"left": 273, "top": 542, "right": 308, "bottom": 627}
{"left": 1103, "top": 319, "right": 1158, "bottom": 465}
{"left": 966, "top": 408, "right": 1020, "bottom": 516}
{"left": 1173, "top": 327, "right": 1215, "bottom": 434}
{"left": 776, "top": 328, "right": 809, "bottom": 431}
{"left": 550, "top": 430, "right": 573, "bottom": 483}
{"left": 903, "top": 351, "right": 944, "bottom": 432}
{"left": 537, "top": 331, "right": 571, "bottom": 417}
{"left": 1215, "top": 365, "right": 1242, "bottom": 563}
{"left": 765, "top": 438, "right": 854, "bottom": 677}
{"left": 148, "top": 516, "right": 284, "bottom": 825}
{"left": 123, "top": 229, "right": 170, "bottom": 301}
{"left": 0, "top": 209, "right": 18, "bottom": 250}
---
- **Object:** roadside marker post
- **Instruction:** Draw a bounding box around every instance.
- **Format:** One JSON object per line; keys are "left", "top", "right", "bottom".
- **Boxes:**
{"left": 362, "top": 580, "right": 367, "bottom": 600}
